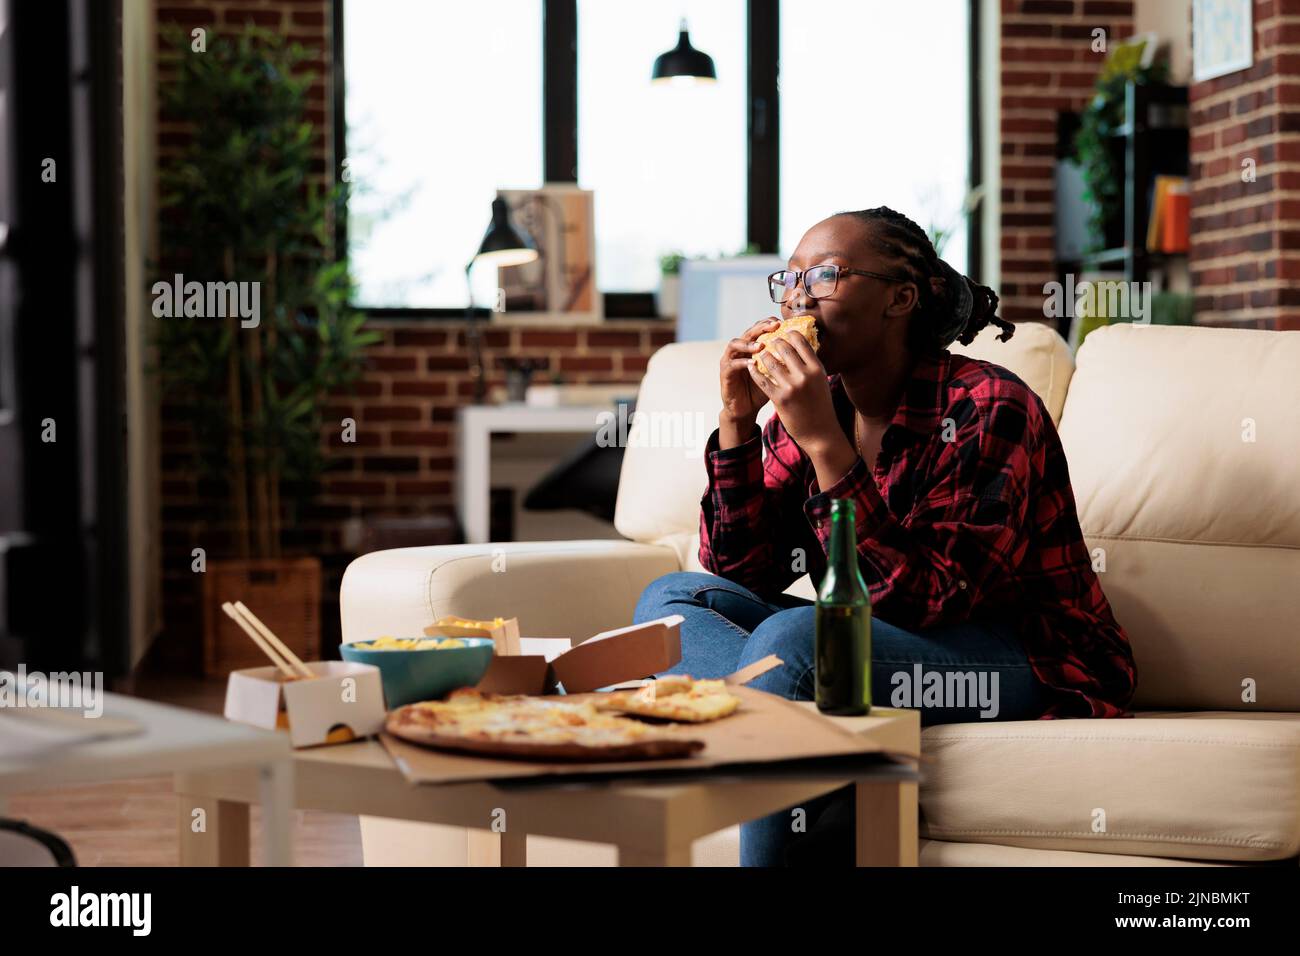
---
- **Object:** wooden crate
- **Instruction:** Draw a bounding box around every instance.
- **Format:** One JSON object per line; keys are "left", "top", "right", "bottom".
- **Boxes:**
{"left": 201, "top": 558, "right": 321, "bottom": 677}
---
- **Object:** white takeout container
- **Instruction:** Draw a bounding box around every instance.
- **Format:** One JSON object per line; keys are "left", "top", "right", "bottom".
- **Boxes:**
{"left": 224, "top": 660, "right": 386, "bottom": 748}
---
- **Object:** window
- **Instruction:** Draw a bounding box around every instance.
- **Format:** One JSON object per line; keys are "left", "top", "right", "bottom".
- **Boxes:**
{"left": 337, "top": 0, "right": 976, "bottom": 312}
{"left": 778, "top": 0, "right": 970, "bottom": 267}
{"left": 343, "top": 0, "right": 543, "bottom": 308}
{"left": 577, "top": 0, "right": 748, "bottom": 292}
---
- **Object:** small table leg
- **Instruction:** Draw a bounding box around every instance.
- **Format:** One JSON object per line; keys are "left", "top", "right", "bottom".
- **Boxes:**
{"left": 467, "top": 829, "right": 528, "bottom": 867}
{"left": 259, "top": 760, "right": 294, "bottom": 867}
{"left": 854, "top": 778, "right": 918, "bottom": 866}
{"left": 618, "top": 843, "right": 691, "bottom": 867}
{"left": 176, "top": 787, "right": 251, "bottom": 867}
{"left": 500, "top": 829, "right": 527, "bottom": 867}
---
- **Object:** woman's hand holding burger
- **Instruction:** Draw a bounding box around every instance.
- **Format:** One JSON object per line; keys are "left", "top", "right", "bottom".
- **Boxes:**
{"left": 717, "top": 317, "right": 781, "bottom": 449}
{"left": 716, "top": 315, "right": 857, "bottom": 491}
{"left": 746, "top": 329, "right": 835, "bottom": 448}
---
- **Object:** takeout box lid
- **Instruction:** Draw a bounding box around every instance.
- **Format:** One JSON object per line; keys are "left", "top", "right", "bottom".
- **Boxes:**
{"left": 550, "top": 615, "right": 684, "bottom": 693}
{"left": 224, "top": 661, "right": 387, "bottom": 747}
{"left": 473, "top": 615, "right": 684, "bottom": 695}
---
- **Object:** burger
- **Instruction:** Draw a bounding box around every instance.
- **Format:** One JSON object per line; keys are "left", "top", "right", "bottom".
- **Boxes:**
{"left": 753, "top": 314, "right": 820, "bottom": 379}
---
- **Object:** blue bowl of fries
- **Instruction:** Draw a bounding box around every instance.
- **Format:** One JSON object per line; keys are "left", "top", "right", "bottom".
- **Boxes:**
{"left": 340, "top": 636, "right": 495, "bottom": 708}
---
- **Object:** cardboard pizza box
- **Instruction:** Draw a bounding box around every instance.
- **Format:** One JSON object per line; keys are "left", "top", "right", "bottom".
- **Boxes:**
{"left": 380, "top": 683, "right": 919, "bottom": 787}
{"left": 379, "top": 612, "right": 893, "bottom": 786}
{"left": 472, "top": 614, "right": 686, "bottom": 696}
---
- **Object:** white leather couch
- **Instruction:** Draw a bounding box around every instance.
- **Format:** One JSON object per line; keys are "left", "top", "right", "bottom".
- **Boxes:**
{"left": 341, "top": 321, "right": 1300, "bottom": 866}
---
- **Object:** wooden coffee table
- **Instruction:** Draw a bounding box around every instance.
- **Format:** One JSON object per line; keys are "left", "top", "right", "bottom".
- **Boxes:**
{"left": 175, "top": 704, "right": 919, "bottom": 867}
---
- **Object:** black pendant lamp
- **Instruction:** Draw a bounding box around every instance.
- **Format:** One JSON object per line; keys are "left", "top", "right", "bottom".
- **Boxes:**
{"left": 651, "top": 18, "right": 717, "bottom": 84}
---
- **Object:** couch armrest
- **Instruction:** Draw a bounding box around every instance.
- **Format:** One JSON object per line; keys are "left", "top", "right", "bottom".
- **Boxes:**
{"left": 339, "top": 539, "right": 681, "bottom": 647}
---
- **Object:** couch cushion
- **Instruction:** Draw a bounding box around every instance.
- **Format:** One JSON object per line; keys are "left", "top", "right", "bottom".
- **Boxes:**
{"left": 651, "top": 530, "right": 705, "bottom": 575}
{"left": 340, "top": 540, "right": 681, "bottom": 643}
{"left": 918, "top": 710, "right": 1300, "bottom": 862}
{"left": 919, "top": 840, "right": 1233, "bottom": 866}
{"left": 1057, "top": 324, "right": 1300, "bottom": 710}
{"left": 614, "top": 341, "right": 723, "bottom": 544}
{"left": 615, "top": 323, "right": 1075, "bottom": 545}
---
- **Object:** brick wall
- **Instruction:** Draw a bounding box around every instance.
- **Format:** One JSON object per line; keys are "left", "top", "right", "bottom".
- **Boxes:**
{"left": 998, "top": 0, "right": 1136, "bottom": 323}
{"left": 1189, "top": 0, "right": 1300, "bottom": 330}
{"left": 315, "top": 321, "right": 671, "bottom": 534}
{"left": 152, "top": 0, "right": 671, "bottom": 667}
{"left": 157, "top": 0, "right": 332, "bottom": 168}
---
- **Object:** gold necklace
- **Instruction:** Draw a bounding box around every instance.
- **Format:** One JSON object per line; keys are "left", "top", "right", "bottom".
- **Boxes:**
{"left": 853, "top": 411, "right": 867, "bottom": 462}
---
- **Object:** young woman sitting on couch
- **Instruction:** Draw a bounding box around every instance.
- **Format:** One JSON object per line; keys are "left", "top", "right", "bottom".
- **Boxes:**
{"left": 633, "top": 206, "right": 1137, "bottom": 867}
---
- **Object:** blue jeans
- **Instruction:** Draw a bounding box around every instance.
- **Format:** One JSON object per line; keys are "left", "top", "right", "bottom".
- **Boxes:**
{"left": 633, "top": 571, "right": 1055, "bottom": 867}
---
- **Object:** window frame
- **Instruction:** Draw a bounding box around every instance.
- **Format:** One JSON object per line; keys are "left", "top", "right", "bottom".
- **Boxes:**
{"left": 333, "top": 0, "right": 980, "bottom": 320}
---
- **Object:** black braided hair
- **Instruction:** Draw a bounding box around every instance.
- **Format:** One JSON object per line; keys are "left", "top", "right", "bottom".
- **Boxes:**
{"left": 835, "top": 206, "right": 1015, "bottom": 355}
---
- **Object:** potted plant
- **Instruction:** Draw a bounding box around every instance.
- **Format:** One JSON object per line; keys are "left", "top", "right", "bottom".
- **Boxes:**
{"left": 154, "top": 27, "right": 380, "bottom": 675}
{"left": 923, "top": 186, "right": 986, "bottom": 258}
{"left": 1073, "top": 36, "right": 1168, "bottom": 250}
{"left": 657, "top": 251, "right": 685, "bottom": 318}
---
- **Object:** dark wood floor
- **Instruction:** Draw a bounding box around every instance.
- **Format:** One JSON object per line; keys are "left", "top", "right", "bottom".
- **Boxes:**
{"left": 5, "top": 675, "right": 363, "bottom": 866}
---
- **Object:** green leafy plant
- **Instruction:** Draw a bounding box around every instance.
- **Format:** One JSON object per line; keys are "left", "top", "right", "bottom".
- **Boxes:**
{"left": 924, "top": 186, "right": 985, "bottom": 258}
{"left": 1073, "top": 40, "right": 1168, "bottom": 248}
{"left": 659, "top": 251, "right": 686, "bottom": 276}
{"left": 660, "top": 243, "right": 760, "bottom": 276}
{"left": 155, "top": 26, "right": 380, "bottom": 559}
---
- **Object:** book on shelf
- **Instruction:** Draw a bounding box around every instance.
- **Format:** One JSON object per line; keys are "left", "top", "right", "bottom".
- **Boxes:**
{"left": 1146, "top": 175, "right": 1189, "bottom": 254}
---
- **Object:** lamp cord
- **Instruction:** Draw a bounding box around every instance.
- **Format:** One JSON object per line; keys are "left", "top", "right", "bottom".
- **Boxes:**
{"left": 465, "top": 262, "right": 486, "bottom": 403}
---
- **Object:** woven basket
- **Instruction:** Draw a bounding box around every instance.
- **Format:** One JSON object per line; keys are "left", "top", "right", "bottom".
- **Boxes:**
{"left": 201, "top": 557, "right": 321, "bottom": 677}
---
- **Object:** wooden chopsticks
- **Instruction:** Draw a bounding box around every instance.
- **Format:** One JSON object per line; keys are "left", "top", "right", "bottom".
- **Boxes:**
{"left": 221, "top": 602, "right": 315, "bottom": 679}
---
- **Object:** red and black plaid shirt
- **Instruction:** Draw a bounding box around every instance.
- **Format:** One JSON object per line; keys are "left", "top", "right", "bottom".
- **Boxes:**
{"left": 699, "top": 349, "right": 1137, "bottom": 719}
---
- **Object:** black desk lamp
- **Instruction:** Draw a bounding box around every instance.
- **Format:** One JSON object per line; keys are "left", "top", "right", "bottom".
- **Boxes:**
{"left": 466, "top": 197, "right": 538, "bottom": 402}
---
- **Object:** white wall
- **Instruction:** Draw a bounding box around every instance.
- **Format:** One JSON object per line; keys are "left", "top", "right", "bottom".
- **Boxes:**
{"left": 1135, "top": 0, "right": 1193, "bottom": 83}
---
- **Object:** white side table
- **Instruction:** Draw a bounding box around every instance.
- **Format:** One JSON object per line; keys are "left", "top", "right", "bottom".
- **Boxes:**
{"left": 456, "top": 403, "right": 613, "bottom": 545}
{"left": 0, "top": 691, "right": 293, "bottom": 866}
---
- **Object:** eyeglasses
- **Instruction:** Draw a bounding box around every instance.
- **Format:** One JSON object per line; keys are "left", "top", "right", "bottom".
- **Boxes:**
{"left": 767, "top": 263, "right": 910, "bottom": 305}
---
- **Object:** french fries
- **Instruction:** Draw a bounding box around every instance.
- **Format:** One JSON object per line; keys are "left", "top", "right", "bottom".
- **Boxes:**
{"left": 354, "top": 636, "right": 468, "bottom": 651}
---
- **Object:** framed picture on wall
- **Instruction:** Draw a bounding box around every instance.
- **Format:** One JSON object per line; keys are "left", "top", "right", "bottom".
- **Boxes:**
{"left": 494, "top": 184, "right": 601, "bottom": 325}
{"left": 1193, "top": 0, "right": 1254, "bottom": 82}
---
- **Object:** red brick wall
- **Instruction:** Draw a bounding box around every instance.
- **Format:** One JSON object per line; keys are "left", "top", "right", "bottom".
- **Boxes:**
{"left": 315, "top": 321, "right": 671, "bottom": 534}
{"left": 998, "top": 0, "right": 1135, "bottom": 323}
{"left": 152, "top": 1, "right": 671, "bottom": 667}
{"left": 157, "top": 0, "right": 332, "bottom": 167}
{"left": 1189, "top": 0, "right": 1300, "bottom": 330}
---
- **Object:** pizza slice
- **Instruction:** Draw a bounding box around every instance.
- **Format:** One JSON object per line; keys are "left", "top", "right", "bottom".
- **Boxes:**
{"left": 596, "top": 675, "right": 740, "bottom": 723}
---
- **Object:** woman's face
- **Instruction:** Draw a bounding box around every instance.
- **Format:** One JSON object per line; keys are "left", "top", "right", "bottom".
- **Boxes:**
{"left": 782, "top": 215, "right": 917, "bottom": 375}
